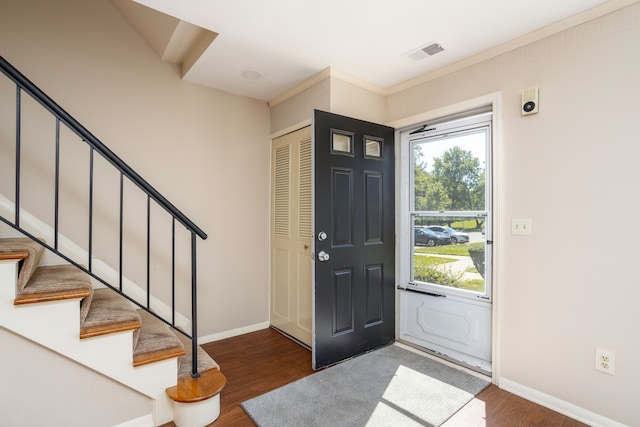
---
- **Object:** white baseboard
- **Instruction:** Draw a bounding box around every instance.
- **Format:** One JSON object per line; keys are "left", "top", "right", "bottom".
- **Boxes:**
{"left": 199, "top": 321, "right": 270, "bottom": 344}
{"left": 112, "top": 414, "right": 154, "bottom": 427}
{"left": 499, "top": 377, "right": 628, "bottom": 427}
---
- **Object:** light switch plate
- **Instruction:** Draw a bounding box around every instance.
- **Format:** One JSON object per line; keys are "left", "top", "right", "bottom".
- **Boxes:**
{"left": 512, "top": 218, "right": 532, "bottom": 235}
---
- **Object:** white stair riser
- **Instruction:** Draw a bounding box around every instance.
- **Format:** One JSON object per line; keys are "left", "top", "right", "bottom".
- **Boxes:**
{"left": 0, "top": 261, "right": 18, "bottom": 294}
{"left": 0, "top": 259, "right": 176, "bottom": 425}
{"left": 172, "top": 394, "right": 221, "bottom": 427}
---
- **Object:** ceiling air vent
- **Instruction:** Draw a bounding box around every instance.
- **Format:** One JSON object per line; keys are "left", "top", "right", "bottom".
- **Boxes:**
{"left": 406, "top": 42, "right": 445, "bottom": 61}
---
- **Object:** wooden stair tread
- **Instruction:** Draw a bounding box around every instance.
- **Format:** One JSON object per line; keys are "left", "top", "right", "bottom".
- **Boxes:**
{"left": 80, "top": 288, "right": 141, "bottom": 339}
{"left": 133, "top": 309, "right": 185, "bottom": 367}
{"left": 0, "top": 249, "right": 30, "bottom": 261}
{"left": 133, "top": 346, "right": 186, "bottom": 367}
{"left": 166, "top": 368, "right": 227, "bottom": 403}
{"left": 14, "top": 265, "right": 92, "bottom": 305}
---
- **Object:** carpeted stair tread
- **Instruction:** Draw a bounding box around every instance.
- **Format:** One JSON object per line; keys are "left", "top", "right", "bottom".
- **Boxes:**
{"left": 80, "top": 288, "right": 141, "bottom": 339}
{"left": 0, "top": 237, "right": 45, "bottom": 292}
{"left": 133, "top": 309, "right": 185, "bottom": 367}
{"left": 14, "top": 265, "right": 93, "bottom": 324}
{"left": 166, "top": 366, "right": 226, "bottom": 403}
{"left": 174, "top": 332, "right": 220, "bottom": 379}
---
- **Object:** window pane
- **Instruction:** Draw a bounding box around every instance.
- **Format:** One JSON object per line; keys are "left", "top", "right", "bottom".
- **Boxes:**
{"left": 413, "top": 129, "right": 486, "bottom": 212}
{"left": 332, "top": 132, "right": 352, "bottom": 154}
{"left": 365, "top": 138, "right": 382, "bottom": 158}
{"left": 412, "top": 215, "right": 487, "bottom": 295}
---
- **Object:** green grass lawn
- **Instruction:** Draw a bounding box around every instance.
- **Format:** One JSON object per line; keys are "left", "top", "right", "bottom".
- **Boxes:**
{"left": 457, "top": 278, "right": 485, "bottom": 292}
{"left": 449, "top": 219, "right": 483, "bottom": 231}
{"left": 413, "top": 243, "right": 485, "bottom": 293}
{"left": 415, "top": 255, "right": 458, "bottom": 265}
{"left": 415, "top": 242, "right": 483, "bottom": 257}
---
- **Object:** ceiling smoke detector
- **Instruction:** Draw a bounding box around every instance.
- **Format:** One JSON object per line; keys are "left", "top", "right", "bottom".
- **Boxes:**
{"left": 405, "top": 42, "right": 445, "bottom": 61}
{"left": 242, "top": 70, "right": 261, "bottom": 79}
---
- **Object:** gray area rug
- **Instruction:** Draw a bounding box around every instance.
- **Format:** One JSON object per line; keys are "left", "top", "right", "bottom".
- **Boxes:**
{"left": 241, "top": 344, "right": 490, "bottom": 427}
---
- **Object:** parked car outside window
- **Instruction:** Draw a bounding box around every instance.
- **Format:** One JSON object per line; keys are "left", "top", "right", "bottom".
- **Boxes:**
{"left": 426, "top": 225, "right": 470, "bottom": 244}
{"left": 414, "top": 228, "right": 451, "bottom": 246}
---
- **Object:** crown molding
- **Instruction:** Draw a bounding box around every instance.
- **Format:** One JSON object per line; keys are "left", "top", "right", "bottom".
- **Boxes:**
{"left": 268, "top": 0, "right": 638, "bottom": 106}
{"left": 268, "top": 68, "right": 331, "bottom": 107}
{"left": 386, "top": 0, "right": 639, "bottom": 94}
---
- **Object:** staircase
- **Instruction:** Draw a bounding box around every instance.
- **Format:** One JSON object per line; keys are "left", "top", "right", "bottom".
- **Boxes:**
{"left": 0, "top": 237, "right": 226, "bottom": 426}
{"left": 0, "top": 55, "right": 226, "bottom": 426}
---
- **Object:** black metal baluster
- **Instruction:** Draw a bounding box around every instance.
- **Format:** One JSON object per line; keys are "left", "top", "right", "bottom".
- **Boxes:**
{"left": 14, "top": 85, "right": 21, "bottom": 226}
{"left": 172, "top": 218, "right": 176, "bottom": 326}
{"left": 191, "top": 231, "right": 199, "bottom": 378}
{"left": 88, "top": 147, "right": 94, "bottom": 272}
{"left": 146, "top": 195, "right": 150, "bottom": 309}
{"left": 119, "top": 173, "right": 124, "bottom": 292}
{"left": 54, "top": 119, "right": 60, "bottom": 250}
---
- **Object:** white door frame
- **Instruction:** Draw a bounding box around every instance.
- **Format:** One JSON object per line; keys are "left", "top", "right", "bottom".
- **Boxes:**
{"left": 387, "top": 92, "right": 503, "bottom": 384}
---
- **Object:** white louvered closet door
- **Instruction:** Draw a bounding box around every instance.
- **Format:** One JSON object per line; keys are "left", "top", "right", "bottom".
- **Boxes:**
{"left": 270, "top": 126, "right": 312, "bottom": 347}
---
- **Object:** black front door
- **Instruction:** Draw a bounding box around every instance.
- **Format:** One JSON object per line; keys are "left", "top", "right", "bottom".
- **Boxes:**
{"left": 313, "top": 110, "right": 395, "bottom": 369}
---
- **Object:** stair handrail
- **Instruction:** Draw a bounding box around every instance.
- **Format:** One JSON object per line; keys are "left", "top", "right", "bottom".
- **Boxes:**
{"left": 0, "top": 56, "right": 206, "bottom": 378}
{"left": 0, "top": 56, "right": 206, "bottom": 240}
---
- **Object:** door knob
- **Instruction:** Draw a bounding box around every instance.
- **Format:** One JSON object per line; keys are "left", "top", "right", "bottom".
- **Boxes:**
{"left": 317, "top": 251, "right": 330, "bottom": 262}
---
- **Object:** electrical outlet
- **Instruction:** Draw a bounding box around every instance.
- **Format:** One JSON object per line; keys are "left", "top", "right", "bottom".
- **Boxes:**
{"left": 595, "top": 348, "right": 615, "bottom": 375}
{"left": 511, "top": 218, "right": 532, "bottom": 235}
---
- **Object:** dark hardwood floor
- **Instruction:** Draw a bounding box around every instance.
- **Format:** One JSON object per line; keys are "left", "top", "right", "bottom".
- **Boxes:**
{"left": 162, "top": 328, "right": 587, "bottom": 426}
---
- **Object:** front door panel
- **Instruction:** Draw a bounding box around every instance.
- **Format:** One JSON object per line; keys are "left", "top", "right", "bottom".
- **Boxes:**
{"left": 313, "top": 110, "right": 395, "bottom": 369}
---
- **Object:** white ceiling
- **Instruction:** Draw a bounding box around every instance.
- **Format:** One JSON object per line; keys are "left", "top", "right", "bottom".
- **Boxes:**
{"left": 131, "top": 0, "right": 621, "bottom": 102}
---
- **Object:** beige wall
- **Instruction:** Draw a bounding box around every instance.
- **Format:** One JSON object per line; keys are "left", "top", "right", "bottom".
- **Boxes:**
{"left": 0, "top": 329, "right": 151, "bottom": 426}
{"left": 330, "top": 77, "right": 386, "bottom": 124}
{"left": 387, "top": 4, "right": 639, "bottom": 425}
{"left": 270, "top": 73, "right": 386, "bottom": 135}
{"left": 0, "top": 0, "right": 271, "bottom": 339}
{"left": 270, "top": 77, "right": 330, "bottom": 135}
